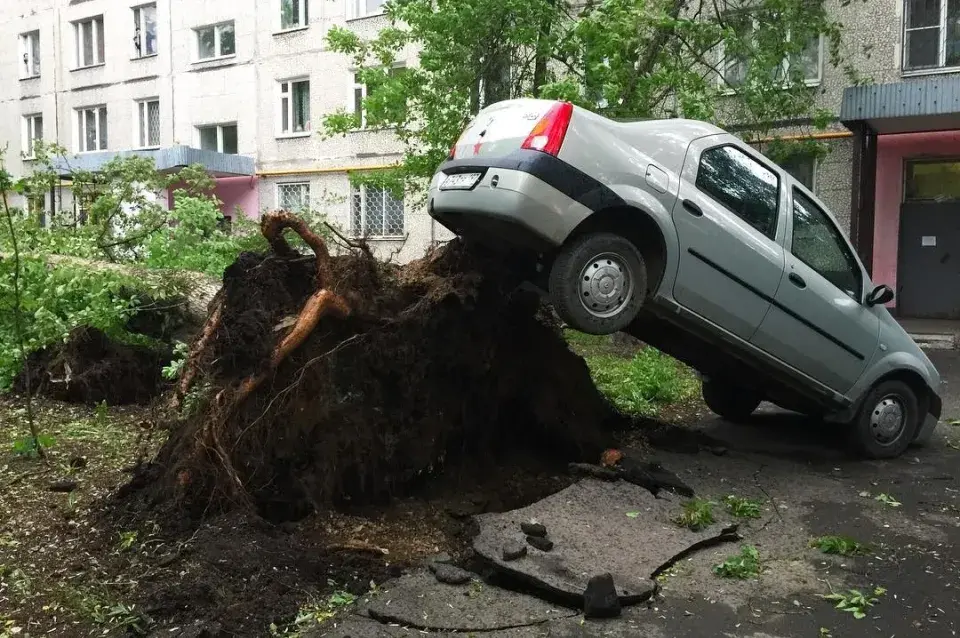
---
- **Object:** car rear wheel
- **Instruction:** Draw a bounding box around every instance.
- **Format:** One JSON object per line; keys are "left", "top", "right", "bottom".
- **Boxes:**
{"left": 702, "top": 377, "right": 762, "bottom": 422}
{"left": 548, "top": 232, "right": 647, "bottom": 335}
{"left": 849, "top": 380, "right": 921, "bottom": 459}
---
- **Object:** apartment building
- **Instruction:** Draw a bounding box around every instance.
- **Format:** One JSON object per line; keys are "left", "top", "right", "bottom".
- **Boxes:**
{"left": 0, "top": 0, "right": 450, "bottom": 262}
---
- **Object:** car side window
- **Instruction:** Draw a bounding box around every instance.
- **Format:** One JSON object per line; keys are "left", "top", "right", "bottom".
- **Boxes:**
{"left": 695, "top": 145, "right": 780, "bottom": 240}
{"left": 791, "top": 188, "right": 863, "bottom": 300}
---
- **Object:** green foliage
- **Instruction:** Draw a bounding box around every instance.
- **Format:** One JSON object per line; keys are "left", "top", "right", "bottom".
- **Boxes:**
{"left": 325, "top": 0, "right": 857, "bottom": 193}
{"left": 117, "top": 531, "right": 139, "bottom": 552}
{"left": 162, "top": 341, "right": 190, "bottom": 381}
{"left": 587, "top": 348, "right": 698, "bottom": 416}
{"left": 821, "top": 587, "right": 885, "bottom": 620}
{"left": 12, "top": 434, "right": 55, "bottom": 458}
{"left": 270, "top": 589, "right": 358, "bottom": 636}
{"left": 713, "top": 545, "right": 761, "bottom": 579}
{"left": 723, "top": 495, "right": 763, "bottom": 519}
{"left": 675, "top": 498, "right": 715, "bottom": 531}
{"left": 874, "top": 493, "right": 901, "bottom": 507}
{"left": 810, "top": 535, "right": 869, "bottom": 556}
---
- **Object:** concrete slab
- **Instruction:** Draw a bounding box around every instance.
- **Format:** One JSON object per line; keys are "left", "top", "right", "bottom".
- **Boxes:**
{"left": 473, "top": 478, "right": 738, "bottom": 605}
{"left": 359, "top": 570, "right": 578, "bottom": 632}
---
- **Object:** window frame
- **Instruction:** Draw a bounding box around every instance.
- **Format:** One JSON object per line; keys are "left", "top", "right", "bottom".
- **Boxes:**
{"left": 22, "top": 113, "right": 43, "bottom": 159}
{"left": 20, "top": 30, "right": 40, "bottom": 79}
{"left": 196, "top": 123, "right": 238, "bottom": 154}
{"left": 74, "top": 16, "right": 105, "bottom": 69}
{"left": 194, "top": 21, "right": 236, "bottom": 61}
{"left": 788, "top": 186, "right": 864, "bottom": 302}
{"left": 133, "top": 3, "right": 158, "bottom": 58}
{"left": 715, "top": 18, "right": 823, "bottom": 90}
{"left": 279, "top": 0, "right": 309, "bottom": 31}
{"left": 276, "top": 182, "right": 311, "bottom": 212}
{"left": 902, "top": 0, "right": 960, "bottom": 72}
{"left": 346, "top": 0, "right": 387, "bottom": 20}
{"left": 76, "top": 105, "right": 108, "bottom": 153}
{"left": 695, "top": 143, "right": 782, "bottom": 241}
{"left": 350, "top": 65, "right": 405, "bottom": 129}
{"left": 350, "top": 183, "right": 405, "bottom": 239}
{"left": 136, "top": 98, "right": 161, "bottom": 149}
{"left": 778, "top": 153, "right": 818, "bottom": 192}
{"left": 278, "top": 78, "right": 311, "bottom": 137}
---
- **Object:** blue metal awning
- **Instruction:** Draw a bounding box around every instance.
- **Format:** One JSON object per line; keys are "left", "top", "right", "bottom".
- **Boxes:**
{"left": 841, "top": 75, "right": 960, "bottom": 134}
{"left": 51, "top": 145, "right": 255, "bottom": 178}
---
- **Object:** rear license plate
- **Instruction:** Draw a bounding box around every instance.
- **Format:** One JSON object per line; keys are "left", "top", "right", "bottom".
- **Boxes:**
{"left": 440, "top": 172, "right": 482, "bottom": 190}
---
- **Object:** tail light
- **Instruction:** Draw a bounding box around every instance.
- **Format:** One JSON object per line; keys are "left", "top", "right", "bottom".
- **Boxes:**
{"left": 521, "top": 102, "right": 573, "bottom": 156}
{"left": 447, "top": 140, "right": 457, "bottom": 160}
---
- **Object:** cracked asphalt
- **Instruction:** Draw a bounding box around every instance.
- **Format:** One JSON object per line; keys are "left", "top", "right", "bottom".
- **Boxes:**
{"left": 311, "top": 351, "right": 960, "bottom": 638}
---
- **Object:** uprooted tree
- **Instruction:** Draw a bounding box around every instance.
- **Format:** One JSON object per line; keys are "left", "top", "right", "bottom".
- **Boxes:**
{"left": 134, "top": 211, "right": 621, "bottom": 520}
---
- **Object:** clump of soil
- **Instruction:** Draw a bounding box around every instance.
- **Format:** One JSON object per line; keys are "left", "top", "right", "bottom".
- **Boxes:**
{"left": 14, "top": 326, "right": 168, "bottom": 405}
{"left": 132, "top": 213, "right": 621, "bottom": 521}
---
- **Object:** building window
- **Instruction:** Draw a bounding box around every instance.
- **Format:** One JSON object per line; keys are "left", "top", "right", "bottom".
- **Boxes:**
{"left": 277, "top": 183, "right": 310, "bottom": 212}
{"left": 718, "top": 16, "right": 822, "bottom": 87}
{"left": 77, "top": 106, "right": 107, "bottom": 152}
{"left": 20, "top": 31, "right": 40, "bottom": 78}
{"left": 280, "top": 0, "right": 308, "bottom": 30}
{"left": 22, "top": 114, "right": 43, "bottom": 159}
{"left": 347, "top": 0, "right": 386, "bottom": 19}
{"left": 196, "top": 22, "right": 235, "bottom": 60}
{"left": 351, "top": 185, "right": 404, "bottom": 237}
{"left": 904, "top": 0, "right": 960, "bottom": 70}
{"left": 133, "top": 4, "right": 158, "bottom": 57}
{"left": 74, "top": 16, "right": 105, "bottom": 68}
{"left": 904, "top": 158, "right": 960, "bottom": 200}
{"left": 351, "top": 67, "right": 405, "bottom": 128}
{"left": 137, "top": 99, "right": 160, "bottom": 148}
{"left": 198, "top": 124, "right": 239, "bottom": 154}
{"left": 279, "top": 79, "right": 310, "bottom": 135}
{"left": 778, "top": 154, "right": 817, "bottom": 191}
{"left": 696, "top": 145, "right": 780, "bottom": 240}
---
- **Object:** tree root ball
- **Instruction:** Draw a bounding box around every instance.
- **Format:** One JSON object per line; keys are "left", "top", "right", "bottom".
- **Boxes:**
{"left": 129, "top": 218, "right": 622, "bottom": 522}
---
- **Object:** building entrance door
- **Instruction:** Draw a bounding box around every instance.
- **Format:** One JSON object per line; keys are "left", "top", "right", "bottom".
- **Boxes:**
{"left": 898, "top": 202, "right": 960, "bottom": 319}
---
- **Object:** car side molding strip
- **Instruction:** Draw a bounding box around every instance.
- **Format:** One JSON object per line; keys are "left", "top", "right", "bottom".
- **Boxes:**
{"left": 687, "top": 248, "right": 865, "bottom": 362}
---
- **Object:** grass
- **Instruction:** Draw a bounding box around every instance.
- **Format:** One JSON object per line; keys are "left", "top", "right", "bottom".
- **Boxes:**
{"left": 674, "top": 498, "right": 715, "bottom": 531}
{"left": 810, "top": 535, "right": 870, "bottom": 556}
{"left": 722, "top": 495, "right": 764, "bottom": 519}
{"left": 713, "top": 545, "right": 761, "bottom": 579}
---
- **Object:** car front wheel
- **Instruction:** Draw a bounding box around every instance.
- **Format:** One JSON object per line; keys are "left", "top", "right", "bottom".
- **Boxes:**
{"left": 548, "top": 232, "right": 648, "bottom": 335}
{"left": 849, "top": 380, "right": 921, "bottom": 459}
{"left": 702, "top": 377, "right": 762, "bottom": 422}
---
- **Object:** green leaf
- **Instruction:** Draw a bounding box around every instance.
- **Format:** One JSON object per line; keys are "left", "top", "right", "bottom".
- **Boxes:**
{"left": 625, "top": 511, "right": 640, "bottom": 518}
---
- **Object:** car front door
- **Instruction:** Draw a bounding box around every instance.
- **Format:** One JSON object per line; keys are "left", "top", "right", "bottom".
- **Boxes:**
{"left": 750, "top": 187, "right": 880, "bottom": 393}
{"left": 671, "top": 137, "right": 787, "bottom": 340}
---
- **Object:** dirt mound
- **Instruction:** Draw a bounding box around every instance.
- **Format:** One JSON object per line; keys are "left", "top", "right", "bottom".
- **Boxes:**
{"left": 14, "top": 326, "right": 168, "bottom": 405}
{"left": 130, "top": 213, "right": 620, "bottom": 521}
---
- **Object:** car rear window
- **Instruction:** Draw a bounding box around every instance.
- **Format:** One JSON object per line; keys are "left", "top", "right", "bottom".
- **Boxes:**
{"left": 696, "top": 145, "right": 780, "bottom": 240}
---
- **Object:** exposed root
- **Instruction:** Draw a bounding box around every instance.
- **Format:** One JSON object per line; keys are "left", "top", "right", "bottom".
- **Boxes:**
{"left": 174, "top": 293, "right": 224, "bottom": 410}
{"left": 260, "top": 211, "right": 333, "bottom": 283}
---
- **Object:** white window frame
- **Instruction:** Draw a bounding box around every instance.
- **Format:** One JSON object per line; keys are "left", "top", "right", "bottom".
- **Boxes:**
{"left": 136, "top": 98, "right": 160, "bottom": 149}
{"left": 22, "top": 113, "right": 43, "bottom": 159}
{"left": 346, "top": 0, "right": 386, "bottom": 20}
{"left": 74, "top": 16, "right": 105, "bottom": 68}
{"left": 133, "top": 3, "right": 158, "bottom": 58}
{"left": 716, "top": 20, "right": 823, "bottom": 90}
{"left": 20, "top": 31, "right": 40, "bottom": 78}
{"left": 77, "top": 106, "right": 108, "bottom": 153}
{"left": 196, "top": 123, "right": 239, "bottom": 154}
{"left": 902, "top": 0, "right": 960, "bottom": 71}
{"left": 194, "top": 21, "right": 236, "bottom": 61}
{"left": 349, "top": 65, "right": 405, "bottom": 128}
{"left": 279, "top": 0, "right": 309, "bottom": 31}
{"left": 276, "top": 182, "right": 311, "bottom": 212}
{"left": 351, "top": 184, "right": 405, "bottom": 239}
{"left": 277, "top": 78, "right": 311, "bottom": 137}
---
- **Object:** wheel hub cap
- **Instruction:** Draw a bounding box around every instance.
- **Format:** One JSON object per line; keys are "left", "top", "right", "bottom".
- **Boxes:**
{"left": 579, "top": 252, "right": 634, "bottom": 319}
{"left": 870, "top": 395, "right": 905, "bottom": 444}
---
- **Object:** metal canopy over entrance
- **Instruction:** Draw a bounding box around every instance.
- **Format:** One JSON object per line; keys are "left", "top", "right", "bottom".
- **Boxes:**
{"left": 50, "top": 145, "right": 255, "bottom": 178}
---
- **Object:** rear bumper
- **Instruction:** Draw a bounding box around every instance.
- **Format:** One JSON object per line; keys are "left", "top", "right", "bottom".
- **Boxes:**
{"left": 428, "top": 149, "right": 623, "bottom": 253}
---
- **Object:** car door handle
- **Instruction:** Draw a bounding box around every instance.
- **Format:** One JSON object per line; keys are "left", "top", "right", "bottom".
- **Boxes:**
{"left": 788, "top": 272, "right": 806, "bottom": 289}
{"left": 682, "top": 199, "right": 703, "bottom": 217}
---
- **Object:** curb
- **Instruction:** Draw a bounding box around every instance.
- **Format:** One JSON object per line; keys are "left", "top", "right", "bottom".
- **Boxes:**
{"left": 909, "top": 332, "right": 958, "bottom": 350}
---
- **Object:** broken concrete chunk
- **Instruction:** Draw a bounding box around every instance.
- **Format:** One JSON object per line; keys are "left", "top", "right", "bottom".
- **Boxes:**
{"left": 520, "top": 521, "right": 547, "bottom": 537}
{"left": 502, "top": 540, "right": 527, "bottom": 561}
{"left": 432, "top": 563, "right": 473, "bottom": 585}
{"left": 526, "top": 535, "right": 554, "bottom": 552}
{"left": 426, "top": 553, "right": 453, "bottom": 573}
{"left": 583, "top": 573, "right": 621, "bottom": 619}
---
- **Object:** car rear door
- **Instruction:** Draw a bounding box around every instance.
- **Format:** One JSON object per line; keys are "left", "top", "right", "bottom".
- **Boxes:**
{"left": 749, "top": 186, "right": 879, "bottom": 393}
{"left": 671, "top": 135, "right": 787, "bottom": 341}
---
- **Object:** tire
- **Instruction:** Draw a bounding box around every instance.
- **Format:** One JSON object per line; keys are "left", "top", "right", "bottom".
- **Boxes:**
{"left": 548, "top": 232, "right": 648, "bottom": 335}
{"left": 702, "top": 377, "right": 762, "bottom": 422}
{"left": 848, "top": 380, "right": 921, "bottom": 459}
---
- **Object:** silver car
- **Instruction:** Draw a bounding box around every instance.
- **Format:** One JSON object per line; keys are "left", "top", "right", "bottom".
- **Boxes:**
{"left": 428, "top": 98, "right": 943, "bottom": 459}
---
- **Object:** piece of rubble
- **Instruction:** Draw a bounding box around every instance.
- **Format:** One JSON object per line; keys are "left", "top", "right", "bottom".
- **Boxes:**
{"left": 521, "top": 521, "right": 547, "bottom": 537}
{"left": 432, "top": 563, "right": 473, "bottom": 585}
{"left": 526, "top": 535, "right": 554, "bottom": 552}
{"left": 502, "top": 540, "right": 528, "bottom": 561}
{"left": 583, "top": 573, "right": 621, "bottom": 619}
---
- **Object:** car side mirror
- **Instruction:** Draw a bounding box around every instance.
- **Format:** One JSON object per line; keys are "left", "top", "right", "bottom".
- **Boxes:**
{"left": 866, "top": 284, "right": 895, "bottom": 307}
